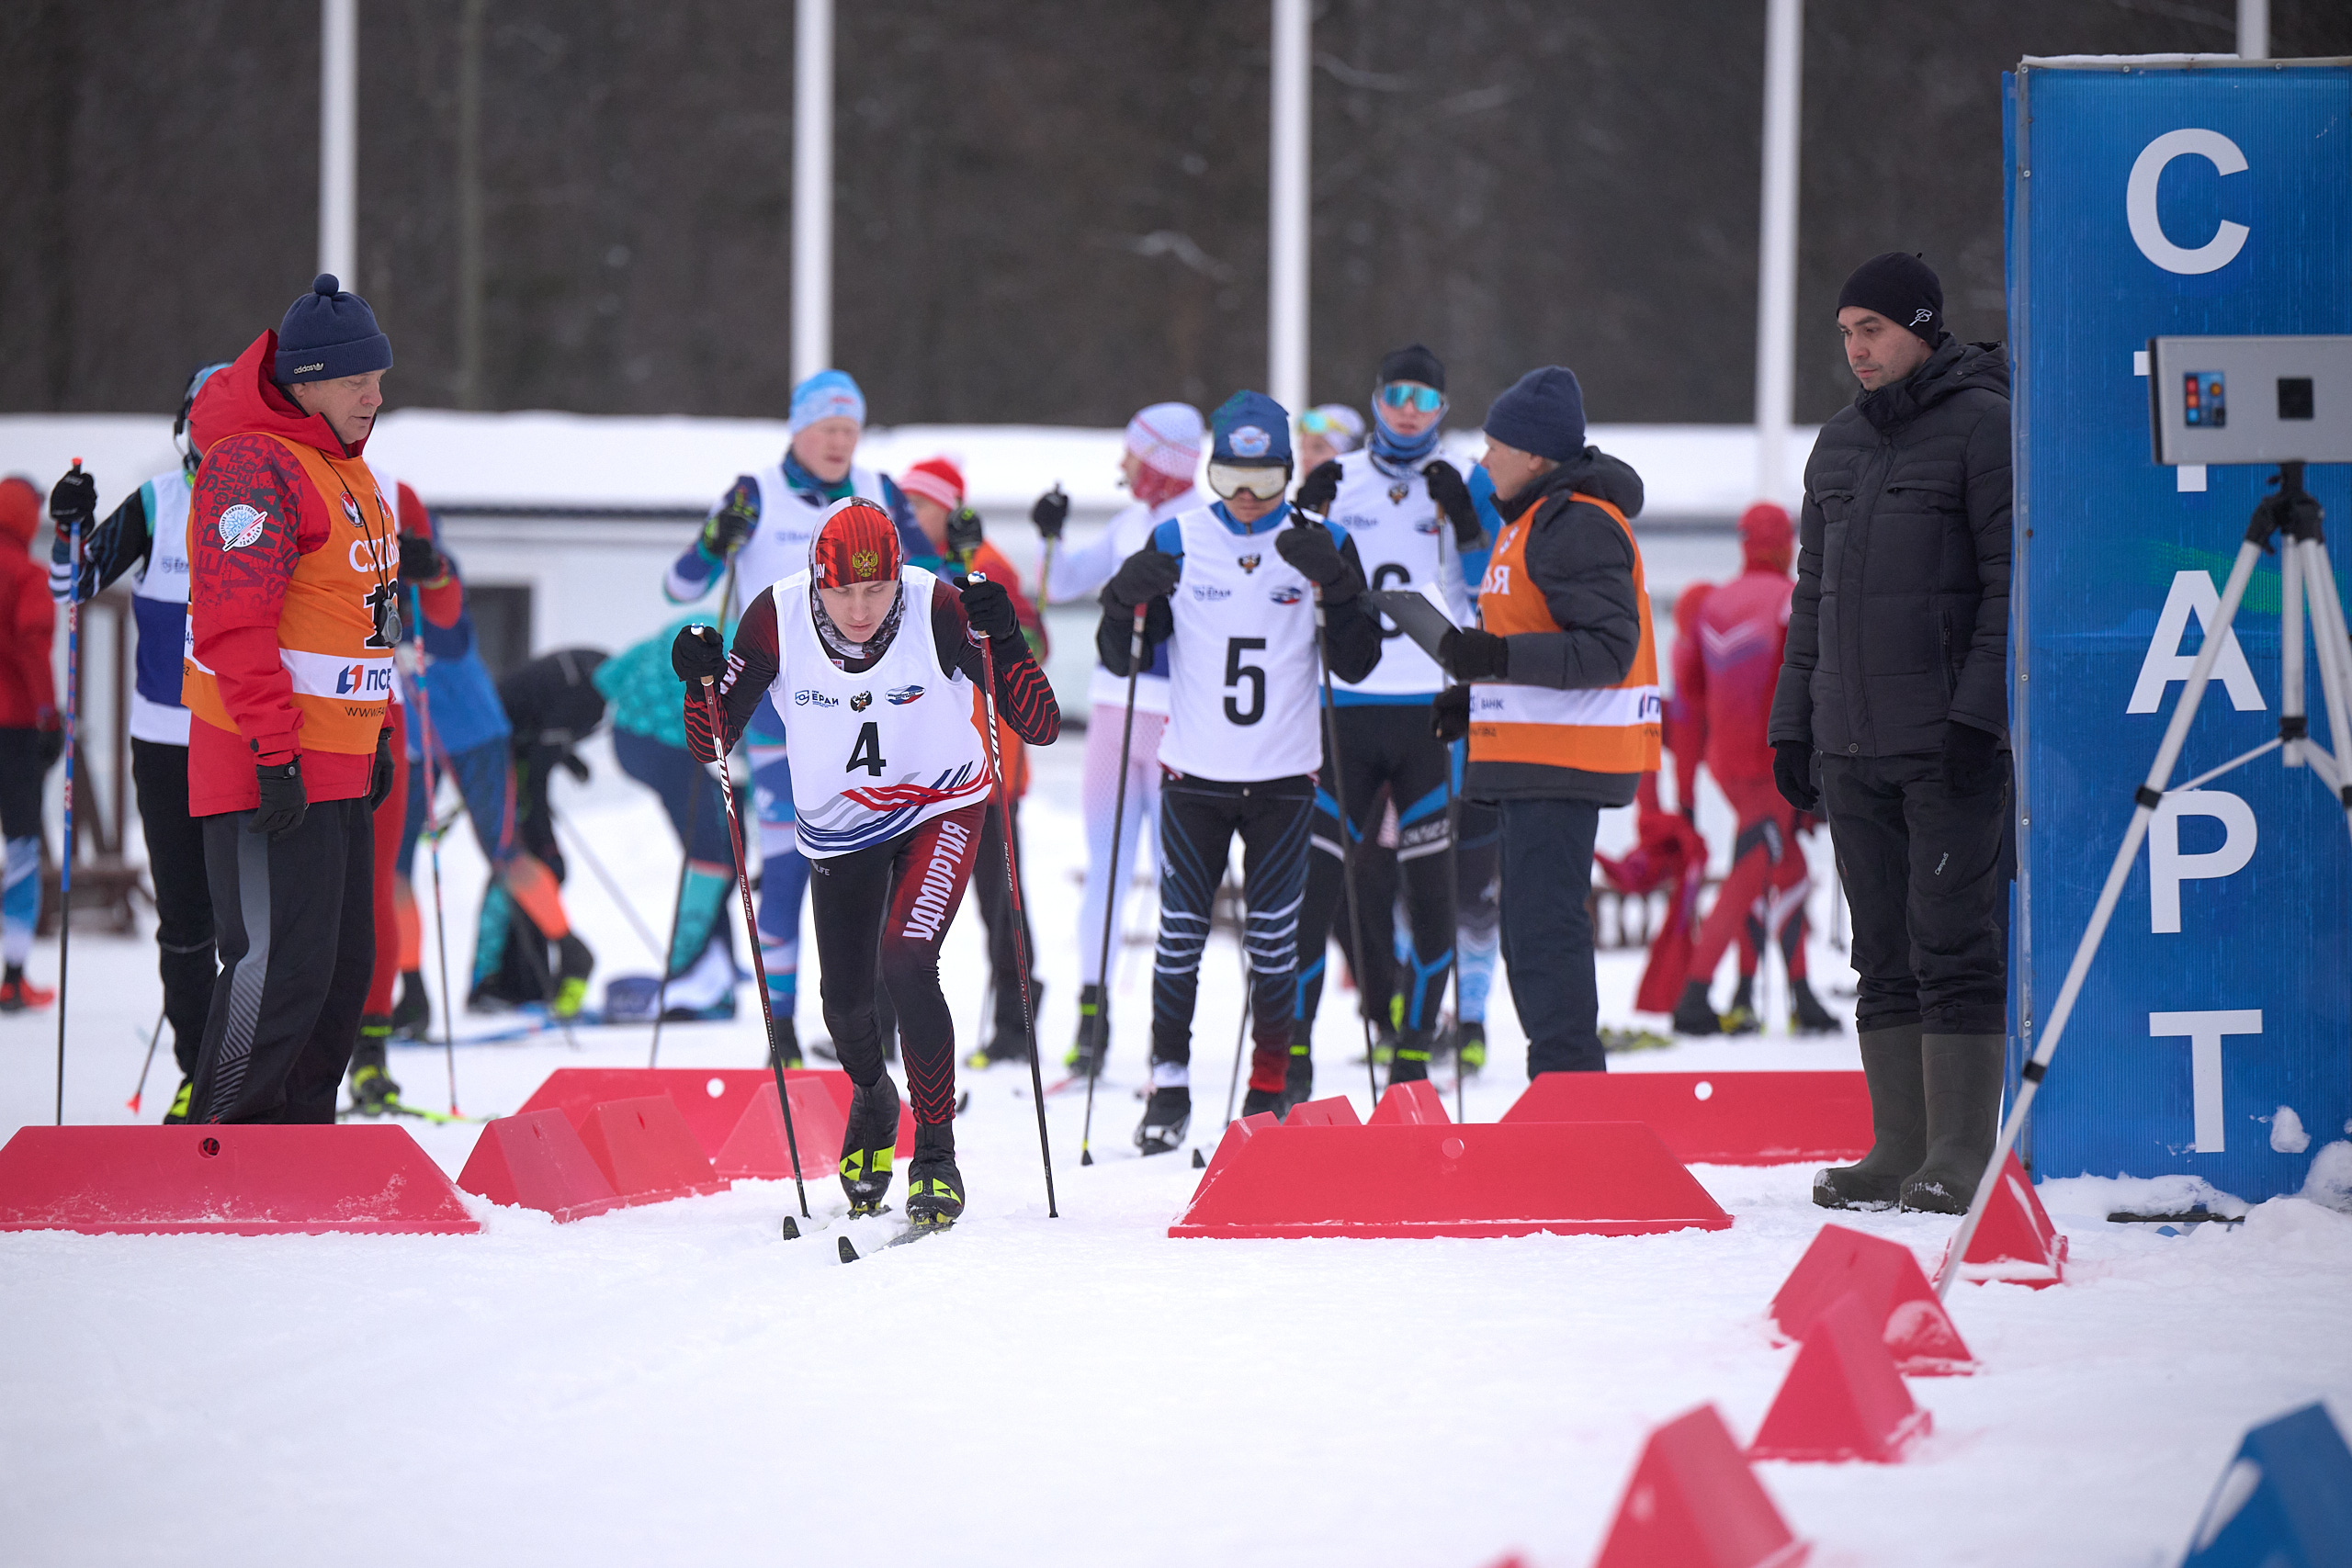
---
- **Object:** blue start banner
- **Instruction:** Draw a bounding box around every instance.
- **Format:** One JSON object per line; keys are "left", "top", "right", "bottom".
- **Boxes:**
{"left": 2007, "top": 59, "right": 2352, "bottom": 1201}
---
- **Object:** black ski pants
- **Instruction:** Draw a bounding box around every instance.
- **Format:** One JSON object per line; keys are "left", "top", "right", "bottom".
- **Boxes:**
{"left": 1498, "top": 797, "right": 1604, "bottom": 1076}
{"left": 1151, "top": 770, "right": 1313, "bottom": 1079}
{"left": 189, "top": 795, "right": 374, "bottom": 1124}
{"left": 1293, "top": 702, "right": 1455, "bottom": 1038}
{"left": 132, "top": 739, "right": 217, "bottom": 1077}
{"left": 973, "top": 793, "right": 1038, "bottom": 1043}
{"left": 1817, "top": 750, "right": 2009, "bottom": 1036}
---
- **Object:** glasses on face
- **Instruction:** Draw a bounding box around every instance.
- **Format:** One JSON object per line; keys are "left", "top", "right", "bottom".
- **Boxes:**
{"left": 1377, "top": 382, "right": 1445, "bottom": 412}
{"left": 1298, "top": 408, "right": 1349, "bottom": 435}
{"left": 1205, "top": 462, "right": 1292, "bottom": 502}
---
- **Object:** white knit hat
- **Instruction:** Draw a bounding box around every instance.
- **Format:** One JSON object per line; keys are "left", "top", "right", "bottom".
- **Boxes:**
{"left": 1124, "top": 402, "right": 1205, "bottom": 482}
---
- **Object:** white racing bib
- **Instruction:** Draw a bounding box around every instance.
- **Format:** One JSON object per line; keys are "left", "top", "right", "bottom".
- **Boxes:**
{"left": 1157, "top": 507, "right": 1325, "bottom": 783}
{"left": 769, "top": 564, "right": 991, "bottom": 857}
{"left": 1323, "top": 449, "right": 1470, "bottom": 698}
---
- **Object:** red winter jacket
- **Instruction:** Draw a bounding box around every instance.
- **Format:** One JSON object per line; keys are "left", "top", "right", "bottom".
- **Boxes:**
{"left": 183, "top": 331, "right": 387, "bottom": 816}
{"left": 1673, "top": 564, "right": 1794, "bottom": 790}
{"left": 0, "top": 477, "right": 59, "bottom": 731}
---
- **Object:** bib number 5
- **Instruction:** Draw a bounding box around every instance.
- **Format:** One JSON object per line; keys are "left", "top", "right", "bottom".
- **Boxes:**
{"left": 1224, "top": 637, "right": 1267, "bottom": 726}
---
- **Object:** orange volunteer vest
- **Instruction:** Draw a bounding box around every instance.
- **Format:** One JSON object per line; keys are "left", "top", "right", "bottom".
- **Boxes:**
{"left": 183, "top": 434, "right": 398, "bottom": 755}
{"left": 1468, "top": 491, "right": 1662, "bottom": 774}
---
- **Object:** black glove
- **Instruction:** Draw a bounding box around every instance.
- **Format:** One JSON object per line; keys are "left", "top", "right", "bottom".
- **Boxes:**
{"left": 249, "top": 759, "right": 307, "bottom": 839}
{"left": 1274, "top": 522, "right": 1348, "bottom": 589}
{"left": 671, "top": 623, "right": 726, "bottom": 684}
{"left": 1772, "top": 741, "right": 1818, "bottom": 813}
{"left": 1422, "top": 460, "right": 1482, "bottom": 548}
{"left": 37, "top": 727, "right": 65, "bottom": 770}
{"left": 1440, "top": 626, "right": 1510, "bottom": 682}
{"left": 961, "top": 576, "right": 1021, "bottom": 642}
{"left": 1294, "top": 459, "right": 1343, "bottom": 515}
{"left": 367, "top": 730, "right": 396, "bottom": 810}
{"left": 946, "top": 505, "right": 986, "bottom": 562}
{"left": 1942, "top": 721, "right": 2005, "bottom": 797}
{"left": 560, "top": 749, "right": 592, "bottom": 784}
{"left": 397, "top": 535, "right": 445, "bottom": 583}
{"left": 1031, "top": 485, "right": 1070, "bottom": 541}
{"left": 1105, "top": 547, "right": 1181, "bottom": 609}
{"left": 49, "top": 468, "right": 96, "bottom": 534}
{"left": 1432, "top": 684, "right": 1471, "bottom": 743}
{"left": 700, "top": 503, "right": 753, "bottom": 559}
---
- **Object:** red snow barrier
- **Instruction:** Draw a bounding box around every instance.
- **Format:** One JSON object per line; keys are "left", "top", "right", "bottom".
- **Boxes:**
{"left": 1938, "top": 1149, "right": 2068, "bottom": 1289}
{"left": 713, "top": 1077, "right": 851, "bottom": 1180}
{"left": 1769, "top": 1224, "right": 1973, "bottom": 1375}
{"left": 0, "top": 1124, "right": 480, "bottom": 1235}
{"left": 456, "top": 1110, "right": 629, "bottom": 1223}
{"left": 1500, "top": 1070, "right": 1871, "bottom": 1166}
{"left": 575, "top": 1095, "right": 729, "bottom": 1202}
{"left": 515, "top": 1066, "right": 911, "bottom": 1159}
{"left": 1590, "top": 1404, "right": 1810, "bottom": 1568}
{"left": 1170, "top": 1120, "right": 1729, "bottom": 1239}
{"left": 1368, "top": 1080, "right": 1451, "bottom": 1125}
{"left": 1284, "top": 1095, "right": 1363, "bottom": 1127}
{"left": 1748, "top": 1290, "right": 1932, "bottom": 1463}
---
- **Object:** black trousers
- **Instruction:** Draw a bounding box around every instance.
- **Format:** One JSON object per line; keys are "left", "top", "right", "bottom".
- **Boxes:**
{"left": 1292, "top": 703, "right": 1455, "bottom": 1037}
{"left": 1498, "top": 797, "right": 1605, "bottom": 1075}
{"left": 1817, "top": 751, "right": 2009, "bottom": 1035}
{"left": 131, "top": 739, "right": 218, "bottom": 1077}
{"left": 0, "top": 728, "right": 47, "bottom": 837}
{"left": 1150, "top": 771, "right": 1314, "bottom": 1068}
{"left": 189, "top": 795, "right": 375, "bottom": 1124}
{"left": 973, "top": 794, "right": 1037, "bottom": 1040}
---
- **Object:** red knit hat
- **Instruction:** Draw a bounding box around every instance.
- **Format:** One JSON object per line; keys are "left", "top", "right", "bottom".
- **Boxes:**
{"left": 899, "top": 457, "right": 964, "bottom": 512}
{"left": 1738, "top": 502, "right": 1792, "bottom": 572}
{"left": 0, "top": 477, "right": 39, "bottom": 548}
{"left": 810, "top": 497, "right": 901, "bottom": 587}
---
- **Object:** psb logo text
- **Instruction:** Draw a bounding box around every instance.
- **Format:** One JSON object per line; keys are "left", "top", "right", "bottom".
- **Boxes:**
{"left": 794, "top": 689, "right": 839, "bottom": 708}
{"left": 334, "top": 663, "right": 393, "bottom": 696}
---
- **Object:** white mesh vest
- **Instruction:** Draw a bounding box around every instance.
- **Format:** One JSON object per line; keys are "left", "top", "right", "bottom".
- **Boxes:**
{"left": 1322, "top": 449, "right": 1471, "bottom": 698}
{"left": 1157, "top": 507, "right": 1325, "bottom": 783}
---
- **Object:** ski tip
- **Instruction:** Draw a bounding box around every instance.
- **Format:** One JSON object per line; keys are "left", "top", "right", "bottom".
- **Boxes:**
{"left": 780, "top": 1214, "right": 800, "bottom": 1241}
{"left": 836, "top": 1235, "right": 859, "bottom": 1264}
{"left": 1191, "top": 1147, "right": 1206, "bottom": 1168}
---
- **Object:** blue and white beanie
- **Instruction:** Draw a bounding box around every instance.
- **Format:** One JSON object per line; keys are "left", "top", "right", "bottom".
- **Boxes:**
{"left": 1209, "top": 389, "right": 1293, "bottom": 467}
{"left": 789, "top": 368, "right": 866, "bottom": 433}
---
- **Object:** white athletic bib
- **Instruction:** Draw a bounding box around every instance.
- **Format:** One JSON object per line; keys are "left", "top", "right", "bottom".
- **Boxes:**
{"left": 1324, "top": 450, "right": 1469, "bottom": 698}
{"left": 740, "top": 462, "right": 889, "bottom": 604}
{"left": 133, "top": 469, "right": 196, "bottom": 745}
{"left": 768, "top": 564, "right": 991, "bottom": 857}
{"left": 1157, "top": 507, "right": 1325, "bottom": 783}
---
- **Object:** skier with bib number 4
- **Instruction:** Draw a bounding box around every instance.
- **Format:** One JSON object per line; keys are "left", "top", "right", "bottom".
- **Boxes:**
{"left": 674, "top": 498, "right": 1059, "bottom": 1231}
{"left": 1098, "top": 391, "right": 1383, "bottom": 1154}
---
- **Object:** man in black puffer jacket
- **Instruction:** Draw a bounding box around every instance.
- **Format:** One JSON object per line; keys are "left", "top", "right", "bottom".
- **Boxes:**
{"left": 1769, "top": 252, "right": 2011, "bottom": 1216}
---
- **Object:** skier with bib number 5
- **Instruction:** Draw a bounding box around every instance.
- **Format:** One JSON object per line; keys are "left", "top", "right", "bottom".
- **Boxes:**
{"left": 673, "top": 498, "right": 1059, "bottom": 1231}
{"left": 1097, "top": 391, "right": 1383, "bottom": 1154}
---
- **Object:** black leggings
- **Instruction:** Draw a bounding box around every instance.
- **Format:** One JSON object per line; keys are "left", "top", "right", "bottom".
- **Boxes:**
{"left": 808, "top": 802, "right": 986, "bottom": 1127}
{"left": 132, "top": 739, "right": 218, "bottom": 1077}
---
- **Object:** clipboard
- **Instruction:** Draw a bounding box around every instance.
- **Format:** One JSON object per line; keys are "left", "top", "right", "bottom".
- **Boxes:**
{"left": 1366, "top": 587, "right": 1461, "bottom": 662}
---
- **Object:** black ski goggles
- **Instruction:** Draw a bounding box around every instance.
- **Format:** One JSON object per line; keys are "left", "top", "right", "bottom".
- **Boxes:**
{"left": 1205, "top": 461, "right": 1292, "bottom": 502}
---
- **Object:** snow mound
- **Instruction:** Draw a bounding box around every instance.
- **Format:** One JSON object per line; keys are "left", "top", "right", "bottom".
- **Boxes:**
{"left": 2045, "top": 1171, "right": 2248, "bottom": 1220}
{"left": 2267, "top": 1106, "right": 2312, "bottom": 1154}
{"left": 2300, "top": 1140, "right": 2352, "bottom": 1214}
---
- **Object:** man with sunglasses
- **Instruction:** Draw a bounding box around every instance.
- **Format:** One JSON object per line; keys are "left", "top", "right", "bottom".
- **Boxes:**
{"left": 1097, "top": 391, "right": 1383, "bottom": 1153}
{"left": 1283, "top": 346, "right": 1486, "bottom": 1101}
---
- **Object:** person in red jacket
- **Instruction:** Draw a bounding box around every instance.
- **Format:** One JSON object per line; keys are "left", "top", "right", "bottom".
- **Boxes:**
{"left": 1670, "top": 502, "right": 1840, "bottom": 1036}
{"left": 0, "top": 476, "right": 64, "bottom": 1010}
{"left": 180, "top": 276, "right": 401, "bottom": 1123}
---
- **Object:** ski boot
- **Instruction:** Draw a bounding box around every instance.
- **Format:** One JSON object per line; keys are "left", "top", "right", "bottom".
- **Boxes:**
{"left": 1898, "top": 1032, "right": 2004, "bottom": 1213}
{"left": 163, "top": 1078, "right": 193, "bottom": 1125}
{"left": 1671, "top": 979, "right": 1721, "bottom": 1036}
{"left": 1356, "top": 1021, "right": 1398, "bottom": 1068}
{"left": 1388, "top": 1029, "right": 1436, "bottom": 1086}
{"left": 1600, "top": 1026, "right": 1674, "bottom": 1054}
{"left": 1277, "top": 1045, "right": 1315, "bottom": 1117}
{"left": 348, "top": 1017, "right": 401, "bottom": 1116}
{"left": 550, "top": 933, "right": 594, "bottom": 1020}
{"left": 391, "top": 970, "right": 432, "bottom": 1040}
{"left": 1454, "top": 1021, "right": 1487, "bottom": 1078}
{"left": 838, "top": 1074, "right": 902, "bottom": 1215}
{"left": 1814, "top": 1022, "right": 1926, "bottom": 1211}
{"left": 1719, "top": 975, "right": 1760, "bottom": 1035}
{"left": 1135, "top": 1086, "right": 1191, "bottom": 1156}
{"left": 1064, "top": 983, "right": 1109, "bottom": 1076}
{"left": 767, "top": 1014, "right": 803, "bottom": 1070}
{"left": 1789, "top": 976, "right": 1841, "bottom": 1035}
{"left": 905, "top": 1122, "right": 965, "bottom": 1232}
{"left": 0, "top": 965, "right": 55, "bottom": 1010}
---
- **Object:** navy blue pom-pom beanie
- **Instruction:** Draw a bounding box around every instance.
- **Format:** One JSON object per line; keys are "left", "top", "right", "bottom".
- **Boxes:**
{"left": 1482, "top": 367, "right": 1586, "bottom": 463}
{"left": 276, "top": 274, "right": 393, "bottom": 384}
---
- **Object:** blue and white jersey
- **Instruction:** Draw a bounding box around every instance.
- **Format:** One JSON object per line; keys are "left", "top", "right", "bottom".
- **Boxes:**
{"left": 1154, "top": 503, "right": 1334, "bottom": 784}
{"left": 130, "top": 469, "right": 196, "bottom": 745}
{"left": 1321, "top": 449, "right": 1472, "bottom": 702}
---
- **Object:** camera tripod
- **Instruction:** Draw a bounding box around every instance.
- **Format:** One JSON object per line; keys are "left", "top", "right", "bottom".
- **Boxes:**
{"left": 1937, "top": 461, "right": 2347, "bottom": 1296}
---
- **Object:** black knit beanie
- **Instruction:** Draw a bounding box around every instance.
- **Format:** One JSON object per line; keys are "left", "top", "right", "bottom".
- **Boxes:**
{"left": 1837, "top": 252, "right": 1942, "bottom": 344}
{"left": 1377, "top": 344, "right": 1445, "bottom": 393}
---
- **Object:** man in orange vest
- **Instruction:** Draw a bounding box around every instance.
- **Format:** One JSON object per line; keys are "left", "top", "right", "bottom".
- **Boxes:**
{"left": 1435, "top": 367, "right": 1659, "bottom": 1076}
{"left": 181, "top": 275, "right": 400, "bottom": 1123}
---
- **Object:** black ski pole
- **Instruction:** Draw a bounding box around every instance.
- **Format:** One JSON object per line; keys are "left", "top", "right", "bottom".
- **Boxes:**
{"left": 1444, "top": 750, "right": 1465, "bottom": 1122}
{"left": 53, "top": 460, "right": 83, "bottom": 1125}
{"left": 699, "top": 672, "right": 809, "bottom": 1220}
{"left": 126, "top": 1006, "right": 166, "bottom": 1114}
{"left": 972, "top": 593, "right": 1057, "bottom": 1216}
{"left": 552, "top": 813, "right": 663, "bottom": 962}
{"left": 1080, "top": 604, "right": 1148, "bottom": 1167}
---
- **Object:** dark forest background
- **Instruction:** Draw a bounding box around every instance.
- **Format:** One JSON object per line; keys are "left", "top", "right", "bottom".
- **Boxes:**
{"left": 6, "top": 1, "right": 2348, "bottom": 427}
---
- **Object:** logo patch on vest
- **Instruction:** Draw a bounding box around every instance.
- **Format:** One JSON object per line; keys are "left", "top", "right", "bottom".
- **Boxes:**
{"left": 851, "top": 690, "right": 873, "bottom": 712}
{"left": 886, "top": 684, "right": 925, "bottom": 705}
{"left": 1237, "top": 554, "right": 1261, "bottom": 574}
{"left": 1388, "top": 482, "right": 1411, "bottom": 504}
{"left": 217, "top": 505, "right": 267, "bottom": 550}
{"left": 1271, "top": 585, "right": 1303, "bottom": 604}
{"left": 794, "top": 689, "right": 839, "bottom": 708}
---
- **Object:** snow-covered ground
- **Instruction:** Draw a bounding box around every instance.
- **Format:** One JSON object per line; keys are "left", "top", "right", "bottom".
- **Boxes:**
{"left": 5, "top": 739, "right": 2348, "bottom": 1566}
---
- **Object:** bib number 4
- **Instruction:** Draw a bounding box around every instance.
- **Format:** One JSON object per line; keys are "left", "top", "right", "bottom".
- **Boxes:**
{"left": 1224, "top": 637, "right": 1267, "bottom": 726}
{"left": 847, "top": 721, "right": 887, "bottom": 777}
